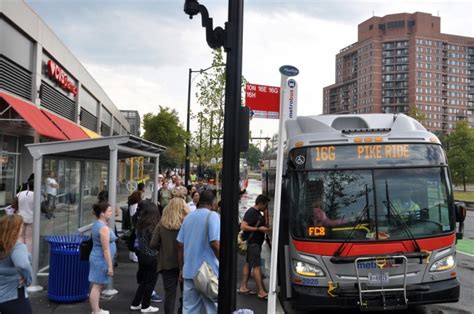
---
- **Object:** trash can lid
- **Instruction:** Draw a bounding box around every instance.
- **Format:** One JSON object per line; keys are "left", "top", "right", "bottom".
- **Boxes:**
{"left": 46, "top": 235, "right": 89, "bottom": 244}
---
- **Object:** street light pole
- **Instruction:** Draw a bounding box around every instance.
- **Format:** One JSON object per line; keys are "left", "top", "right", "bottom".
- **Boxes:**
{"left": 198, "top": 112, "right": 203, "bottom": 176}
{"left": 185, "top": 68, "right": 192, "bottom": 186}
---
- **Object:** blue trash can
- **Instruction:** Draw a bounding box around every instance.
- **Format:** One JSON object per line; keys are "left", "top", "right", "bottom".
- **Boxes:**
{"left": 47, "top": 235, "right": 90, "bottom": 302}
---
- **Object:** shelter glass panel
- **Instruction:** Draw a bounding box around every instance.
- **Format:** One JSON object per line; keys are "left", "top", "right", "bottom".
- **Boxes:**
{"left": 39, "top": 159, "right": 81, "bottom": 269}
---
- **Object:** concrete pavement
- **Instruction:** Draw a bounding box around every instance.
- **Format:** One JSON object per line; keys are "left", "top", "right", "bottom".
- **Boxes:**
{"left": 29, "top": 239, "right": 274, "bottom": 314}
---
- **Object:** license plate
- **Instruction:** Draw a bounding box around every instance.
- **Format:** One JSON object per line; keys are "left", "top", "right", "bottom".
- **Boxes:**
{"left": 367, "top": 272, "right": 389, "bottom": 285}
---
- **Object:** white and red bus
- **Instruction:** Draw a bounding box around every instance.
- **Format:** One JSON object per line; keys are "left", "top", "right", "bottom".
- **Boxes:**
{"left": 264, "top": 114, "right": 466, "bottom": 311}
{"left": 239, "top": 158, "right": 249, "bottom": 194}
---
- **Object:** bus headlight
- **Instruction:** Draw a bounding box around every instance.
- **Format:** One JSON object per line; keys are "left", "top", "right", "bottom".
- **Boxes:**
{"left": 430, "top": 255, "right": 455, "bottom": 272}
{"left": 292, "top": 259, "right": 326, "bottom": 277}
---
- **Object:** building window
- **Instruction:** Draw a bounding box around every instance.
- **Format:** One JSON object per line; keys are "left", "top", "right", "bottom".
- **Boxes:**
{"left": 0, "top": 134, "right": 18, "bottom": 207}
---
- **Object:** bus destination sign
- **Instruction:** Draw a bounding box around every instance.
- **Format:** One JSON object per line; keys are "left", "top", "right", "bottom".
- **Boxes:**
{"left": 314, "top": 144, "right": 409, "bottom": 162}
{"left": 307, "top": 143, "right": 445, "bottom": 169}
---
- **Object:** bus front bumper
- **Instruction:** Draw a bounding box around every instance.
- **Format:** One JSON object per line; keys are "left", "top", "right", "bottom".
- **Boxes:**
{"left": 290, "top": 278, "right": 460, "bottom": 311}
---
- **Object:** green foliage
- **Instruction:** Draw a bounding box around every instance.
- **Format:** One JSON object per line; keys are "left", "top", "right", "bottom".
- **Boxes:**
{"left": 191, "top": 48, "right": 248, "bottom": 168}
{"left": 445, "top": 120, "right": 474, "bottom": 191}
{"left": 241, "top": 143, "right": 262, "bottom": 170}
{"left": 193, "top": 49, "right": 226, "bottom": 166}
{"left": 408, "top": 106, "right": 427, "bottom": 125}
{"left": 143, "top": 106, "right": 188, "bottom": 169}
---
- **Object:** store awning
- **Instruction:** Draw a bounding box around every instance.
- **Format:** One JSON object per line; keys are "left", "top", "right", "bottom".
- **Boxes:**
{"left": 80, "top": 126, "right": 102, "bottom": 139}
{"left": 41, "top": 109, "right": 89, "bottom": 140}
{"left": 0, "top": 91, "right": 67, "bottom": 140}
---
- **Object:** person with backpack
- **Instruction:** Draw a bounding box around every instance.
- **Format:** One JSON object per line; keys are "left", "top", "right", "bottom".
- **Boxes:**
{"left": 238, "top": 195, "right": 271, "bottom": 300}
{"left": 128, "top": 188, "right": 144, "bottom": 263}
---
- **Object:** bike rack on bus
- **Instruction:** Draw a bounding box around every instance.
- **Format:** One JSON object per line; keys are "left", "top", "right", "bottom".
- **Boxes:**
{"left": 354, "top": 255, "right": 408, "bottom": 311}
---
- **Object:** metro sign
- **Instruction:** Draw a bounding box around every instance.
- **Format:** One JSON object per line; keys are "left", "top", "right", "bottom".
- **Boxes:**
{"left": 47, "top": 60, "right": 78, "bottom": 96}
{"left": 245, "top": 83, "right": 280, "bottom": 119}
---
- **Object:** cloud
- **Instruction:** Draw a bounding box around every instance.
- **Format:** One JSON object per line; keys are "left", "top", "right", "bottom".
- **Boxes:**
{"left": 26, "top": 0, "right": 474, "bottom": 139}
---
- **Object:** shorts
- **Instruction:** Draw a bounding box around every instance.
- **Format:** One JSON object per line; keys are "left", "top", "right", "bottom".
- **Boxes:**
{"left": 246, "top": 243, "right": 262, "bottom": 268}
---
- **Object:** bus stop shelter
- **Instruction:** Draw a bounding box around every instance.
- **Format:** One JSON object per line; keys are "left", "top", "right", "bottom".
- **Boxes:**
{"left": 26, "top": 135, "right": 166, "bottom": 292}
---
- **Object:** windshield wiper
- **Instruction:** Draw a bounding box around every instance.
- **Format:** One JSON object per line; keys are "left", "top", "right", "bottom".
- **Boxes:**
{"left": 333, "top": 185, "right": 370, "bottom": 257}
{"left": 383, "top": 181, "right": 421, "bottom": 253}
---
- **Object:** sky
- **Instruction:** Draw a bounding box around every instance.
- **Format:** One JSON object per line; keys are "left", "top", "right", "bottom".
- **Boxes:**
{"left": 26, "top": 0, "right": 474, "bottom": 144}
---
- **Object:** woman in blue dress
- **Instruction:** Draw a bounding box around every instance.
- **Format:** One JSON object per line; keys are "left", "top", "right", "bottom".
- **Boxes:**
{"left": 89, "top": 202, "right": 117, "bottom": 314}
{"left": 0, "top": 214, "right": 33, "bottom": 314}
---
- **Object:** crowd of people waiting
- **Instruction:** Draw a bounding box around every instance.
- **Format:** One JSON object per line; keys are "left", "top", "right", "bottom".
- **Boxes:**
{"left": 0, "top": 172, "right": 271, "bottom": 314}
{"left": 90, "top": 173, "right": 222, "bottom": 314}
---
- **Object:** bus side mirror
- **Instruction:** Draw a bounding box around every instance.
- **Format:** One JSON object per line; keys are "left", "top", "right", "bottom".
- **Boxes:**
{"left": 454, "top": 202, "right": 466, "bottom": 240}
{"left": 455, "top": 202, "right": 466, "bottom": 223}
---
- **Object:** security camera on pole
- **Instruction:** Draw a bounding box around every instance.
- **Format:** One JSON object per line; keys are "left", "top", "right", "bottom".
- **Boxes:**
{"left": 267, "top": 65, "right": 299, "bottom": 313}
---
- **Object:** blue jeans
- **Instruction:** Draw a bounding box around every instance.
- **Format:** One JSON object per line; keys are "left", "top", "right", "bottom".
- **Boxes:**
{"left": 183, "top": 279, "right": 217, "bottom": 314}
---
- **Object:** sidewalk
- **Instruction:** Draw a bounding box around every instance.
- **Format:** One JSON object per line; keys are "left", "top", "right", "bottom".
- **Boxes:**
{"left": 29, "top": 240, "right": 273, "bottom": 314}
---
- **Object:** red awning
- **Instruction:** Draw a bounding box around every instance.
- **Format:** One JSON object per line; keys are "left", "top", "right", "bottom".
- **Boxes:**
{"left": 0, "top": 91, "right": 67, "bottom": 140}
{"left": 41, "top": 109, "right": 89, "bottom": 140}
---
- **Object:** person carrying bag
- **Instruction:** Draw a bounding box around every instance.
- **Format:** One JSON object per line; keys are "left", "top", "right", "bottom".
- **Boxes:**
{"left": 193, "top": 212, "right": 219, "bottom": 301}
{"left": 177, "top": 190, "right": 220, "bottom": 314}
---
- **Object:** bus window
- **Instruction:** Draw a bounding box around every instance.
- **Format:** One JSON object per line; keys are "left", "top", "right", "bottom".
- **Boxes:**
{"left": 374, "top": 168, "right": 454, "bottom": 238}
{"left": 290, "top": 170, "right": 375, "bottom": 240}
{"left": 289, "top": 167, "right": 454, "bottom": 241}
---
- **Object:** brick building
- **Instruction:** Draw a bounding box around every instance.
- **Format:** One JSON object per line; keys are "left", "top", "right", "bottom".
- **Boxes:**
{"left": 323, "top": 12, "right": 474, "bottom": 134}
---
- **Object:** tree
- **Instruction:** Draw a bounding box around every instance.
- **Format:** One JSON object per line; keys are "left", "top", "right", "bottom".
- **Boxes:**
{"left": 192, "top": 48, "right": 248, "bottom": 169}
{"left": 241, "top": 143, "right": 262, "bottom": 170}
{"left": 143, "top": 106, "right": 188, "bottom": 170}
{"left": 445, "top": 120, "right": 474, "bottom": 191}
{"left": 408, "top": 106, "right": 428, "bottom": 125}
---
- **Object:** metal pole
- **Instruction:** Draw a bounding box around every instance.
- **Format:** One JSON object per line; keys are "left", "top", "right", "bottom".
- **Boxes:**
{"left": 103, "top": 145, "right": 118, "bottom": 296}
{"left": 28, "top": 155, "right": 43, "bottom": 292}
{"left": 152, "top": 155, "right": 160, "bottom": 204}
{"left": 199, "top": 113, "right": 203, "bottom": 175}
{"left": 185, "top": 68, "right": 192, "bottom": 186}
{"left": 218, "top": 0, "right": 244, "bottom": 312}
{"left": 209, "top": 111, "right": 214, "bottom": 151}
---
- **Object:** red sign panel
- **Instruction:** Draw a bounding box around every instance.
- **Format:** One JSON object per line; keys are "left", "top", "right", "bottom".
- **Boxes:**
{"left": 47, "top": 60, "right": 78, "bottom": 96}
{"left": 245, "top": 83, "right": 280, "bottom": 119}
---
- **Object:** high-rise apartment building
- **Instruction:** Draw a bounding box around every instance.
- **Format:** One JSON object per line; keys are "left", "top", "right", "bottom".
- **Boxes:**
{"left": 121, "top": 110, "right": 141, "bottom": 136}
{"left": 323, "top": 12, "right": 474, "bottom": 134}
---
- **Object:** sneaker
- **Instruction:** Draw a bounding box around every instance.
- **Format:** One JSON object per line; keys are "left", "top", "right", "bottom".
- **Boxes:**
{"left": 129, "top": 252, "right": 138, "bottom": 263}
{"left": 130, "top": 304, "right": 142, "bottom": 310}
{"left": 141, "top": 306, "right": 159, "bottom": 313}
{"left": 150, "top": 291, "right": 162, "bottom": 303}
{"left": 91, "top": 310, "right": 109, "bottom": 314}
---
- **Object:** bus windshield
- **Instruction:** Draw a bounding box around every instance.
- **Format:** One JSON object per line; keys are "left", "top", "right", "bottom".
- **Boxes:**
{"left": 289, "top": 167, "right": 455, "bottom": 241}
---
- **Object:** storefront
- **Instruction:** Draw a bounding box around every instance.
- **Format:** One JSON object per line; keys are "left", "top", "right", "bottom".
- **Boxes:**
{"left": 0, "top": 1, "right": 130, "bottom": 211}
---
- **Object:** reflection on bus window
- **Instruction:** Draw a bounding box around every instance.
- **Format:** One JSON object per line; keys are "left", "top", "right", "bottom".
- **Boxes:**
{"left": 290, "top": 167, "right": 454, "bottom": 241}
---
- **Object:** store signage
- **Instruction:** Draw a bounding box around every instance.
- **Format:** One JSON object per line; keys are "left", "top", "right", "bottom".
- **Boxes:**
{"left": 245, "top": 83, "right": 280, "bottom": 119}
{"left": 47, "top": 60, "right": 78, "bottom": 96}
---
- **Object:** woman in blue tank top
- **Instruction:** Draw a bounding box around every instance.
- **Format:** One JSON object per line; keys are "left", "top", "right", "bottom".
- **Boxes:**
{"left": 89, "top": 202, "right": 117, "bottom": 314}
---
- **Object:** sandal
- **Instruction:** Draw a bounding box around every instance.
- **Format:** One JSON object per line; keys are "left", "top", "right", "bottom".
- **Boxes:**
{"left": 257, "top": 294, "right": 268, "bottom": 300}
{"left": 237, "top": 289, "right": 256, "bottom": 295}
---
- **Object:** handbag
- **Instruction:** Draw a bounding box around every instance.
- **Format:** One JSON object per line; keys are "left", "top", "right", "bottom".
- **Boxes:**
{"left": 79, "top": 237, "right": 93, "bottom": 261}
{"left": 193, "top": 212, "right": 219, "bottom": 301}
{"left": 237, "top": 220, "right": 259, "bottom": 256}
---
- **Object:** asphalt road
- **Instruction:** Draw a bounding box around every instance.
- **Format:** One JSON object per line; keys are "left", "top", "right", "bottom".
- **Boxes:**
{"left": 243, "top": 178, "right": 474, "bottom": 314}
